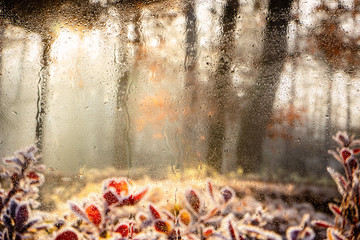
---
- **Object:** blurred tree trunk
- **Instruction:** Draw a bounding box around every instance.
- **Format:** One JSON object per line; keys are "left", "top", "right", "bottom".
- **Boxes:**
{"left": 114, "top": 10, "right": 141, "bottom": 169}
{"left": 180, "top": 0, "right": 198, "bottom": 169}
{"left": 206, "top": 0, "right": 239, "bottom": 172}
{"left": 35, "top": 35, "right": 52, "bottom": 152}
{"left": 282, "top": 0, "right": 304, "bottom": 175}
{"left": 237, "top": 0, "right": 293, "bottom": 173}
{"left": 323, "top": 68, "right": 334, "bottom": 172}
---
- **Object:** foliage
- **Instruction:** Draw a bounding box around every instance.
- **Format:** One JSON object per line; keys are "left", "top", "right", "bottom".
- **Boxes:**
{"left": 312, "top": 131, "right": 360, "bottom": 239}
{"left": 0, "top": 146, "right": 45, "bottom": 240}
{"left": 3, "top": 138, "right": 360, "bottom": 239}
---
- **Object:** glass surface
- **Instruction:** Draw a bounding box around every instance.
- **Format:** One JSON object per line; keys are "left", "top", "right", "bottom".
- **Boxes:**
{"left": 0, "top": 0, "right": 359, "bottom": 239}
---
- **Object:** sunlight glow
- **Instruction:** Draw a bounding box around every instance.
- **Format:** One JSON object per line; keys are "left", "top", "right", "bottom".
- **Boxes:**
{"left": 51, "top": 29, "right": 80, "bottom": 63}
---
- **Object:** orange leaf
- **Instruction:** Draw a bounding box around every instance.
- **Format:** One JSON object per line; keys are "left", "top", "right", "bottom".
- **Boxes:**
{"left": 179, "top": 210, "right": 191, "bottom": 226}
{"left": 85, "top": 204, "right": 102, "bottom": 227}
{"left": 154, "top": 220, "right": 172, "bottom": 235}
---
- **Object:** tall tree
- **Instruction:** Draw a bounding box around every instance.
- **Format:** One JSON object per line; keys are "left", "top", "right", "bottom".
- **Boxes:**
{"left": 180, "top": 0, "right": 199, "bottom": 169}
{"left": 114, "top": 9, "right": 141, "bottom": 170}
{"left": 206, "top": 0, "right": 239, "bottom": 172}
{"left": 237, "top": 0, "right": 293, "bottom": 173}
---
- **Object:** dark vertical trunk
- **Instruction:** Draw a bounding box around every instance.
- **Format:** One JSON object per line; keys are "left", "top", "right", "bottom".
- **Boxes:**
{"left": 114, "top": 10, "right": 141, "bottom": 170}
{"left": 206, "top": 0, "right": 239, "bottom": 172}
{"left": 180, "top": 0, "right": 198, "bottom": 169}
{"left": 35, "top": 35, "right": 51, "bottom": 152}
{"left": 237, "top": 0, "right": 293, "bottom": 173}
{"left": 323, "top": 68, "right": 333, "bottom": 172}
{"left": 282, "top": 0, "right": 304, "bottom": 174}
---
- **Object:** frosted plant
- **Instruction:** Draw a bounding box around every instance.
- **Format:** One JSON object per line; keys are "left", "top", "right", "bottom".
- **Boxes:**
{"left": 0, "top": 146, "right": 45, "bottom": 240}
{"left": 312, "top": 131, "right": 360, "bottom": 239}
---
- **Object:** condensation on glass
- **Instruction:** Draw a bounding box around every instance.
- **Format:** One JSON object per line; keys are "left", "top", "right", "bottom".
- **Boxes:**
{"left": 0, "top": 0, "right": 359, "bottom": 182}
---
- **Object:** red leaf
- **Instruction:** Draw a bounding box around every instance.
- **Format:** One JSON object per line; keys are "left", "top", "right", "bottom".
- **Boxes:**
{"left": 228, "top": 220, "right": 237, "bottom": 240}
{"left": 347, "top": 157, "right": 358, "bottom": 173}
{"left": 341, "top": 149, "right": 352, "bottom": 161}
{"left": 27, "top": 171, "right": 39, "bottom": 180}
{"left": 311, "top": 220, "right": 333, "bottom": 228}
{"left": 207, "top": 180, "right": 214, "bottom": 200}
{"left": 329, "top": 203, "right": 342, "bottom": 216}
{"left": 186, "top": 190, "right": 201, "bottom": 214}
{"left": 85, "top": 204, "right": 102, "bottom": 227}
{"left": 150, "top": 205, "right": 161, "bottom": 220}
{"left": 203, "top": 227, "right": 214, "bottom": 238}
{"left": 103, "top": 190, "right": 119, "bottom": 206}
{"left": 108, "top": 179, "right": 129, "bottom": 196}
{"left": 132, "top": 187, "right": 148, "bottom": 204}
{"left": 115, "top": 223, "right": 129, "bottom": 237}
{"left": 55, "top": 230, "right": 79, "bottom": 240}
{"left": 154, "top": 220, "right": 172, "bottom": 234}
{"left": 336, "top": 132, "right": 350, "bottom": 147}
{"left": 353, "top": 148, "right": 360, "bottom": 154}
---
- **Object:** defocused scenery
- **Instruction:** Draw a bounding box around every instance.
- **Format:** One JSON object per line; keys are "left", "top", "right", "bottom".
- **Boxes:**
{"left": 0, "top": 0, "right": 360, "bottom": 239}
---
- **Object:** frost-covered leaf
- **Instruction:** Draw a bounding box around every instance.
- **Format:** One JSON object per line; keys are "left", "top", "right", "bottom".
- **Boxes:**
{"left": 103, "top": 190, "right": 119, "bottom": 206}
{"left": 328, "top": 203, "right": 342, "bottom": 217}
{"left": 10, "top": 200, "right": 18, "bottom": 219}
{"left": 15, "top": 204, "right": 29, "bottom": 229}
{"left": 340, "top": 148, "right": 352, "bottom": 162}
{"left": 221, "top": 187, "right": 235, "bottom": 203}
{"left": 179, "top": 209, "right": 191, "bottom": 226}
{"left": 85, "top": 204, "right": 102, "bottom": 227}
{"left": 203, "top": 226, "right": 214, "bottom": 238}
{"left": 237, "top": 225, "right": 282, "bottom": 240}
{"left": 154, "top": 219, "right": 172, "bottom": 235}
{"left": 18, "top": 219, "right": 38, "bottom": 234}
{"left": 130, "top": 187, "right": 148, "bottom": 205}
{"left": 107, "top": 178, "right": 129, "bottom": 196}
{"left": 286, "top": 226, "right": 314, "bottom": 240}
{"left": 68, "top": 202, "right": 88, "bottom": 221}
{"left": 149, "top": 205, "right": 161, "bottom": 220}
{"left": 55, "top": 230, "right": 79, "bottom": 240}
{"left": 334, "top": 132, "right": 350, "bottom": 147}
{"left": 228, "top": 220, "right": 238, "bottom": 240}
{"left": 186, "top": 189, "right": 201, "bottom": 214}
{"left": 207, "top": 180, "right": 215, "bottom": 200}
{"left": 3, "top": 158, "right": 23, "bottom": 167}
{"left": 115, "top": 223, "right": 129, "bottom": 237}
{"left": 327, "top": 167, "right": 346, "bottom": 196}
{"left": 346, "top": 157, "right": 358, "bottom": 174}
{"left": 327, "top": 228, "right": 346, "bottom": 240}
{"left": 311, "top": 219, "right": 333, "bottom": 228}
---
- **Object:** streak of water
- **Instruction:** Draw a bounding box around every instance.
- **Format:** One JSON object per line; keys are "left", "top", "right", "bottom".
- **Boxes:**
{"left": 35, "top": 37, "right": 51, "bottom": 151}
{"left": 125, "top": 80, "right": 133, "bottom": 178}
